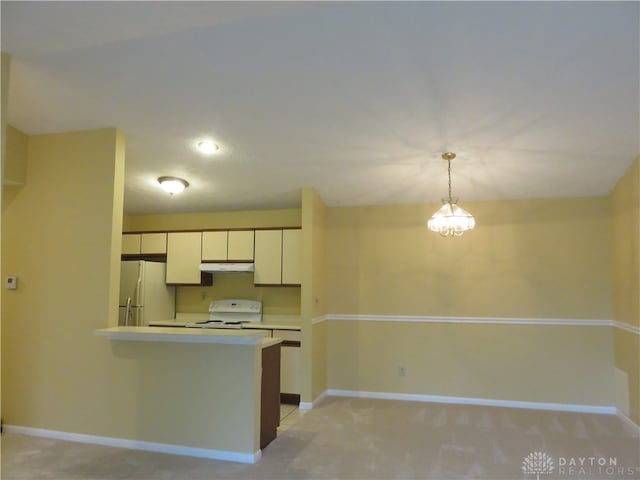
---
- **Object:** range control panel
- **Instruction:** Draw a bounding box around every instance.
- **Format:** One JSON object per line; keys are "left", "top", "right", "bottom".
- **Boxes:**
{"left": 209, "top": 299, "right": 262, "bottom": 314}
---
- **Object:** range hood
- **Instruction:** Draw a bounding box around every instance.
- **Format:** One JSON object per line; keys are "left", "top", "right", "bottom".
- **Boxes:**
{"left": 199, "top": 263, "right": 255, "bottom": 273}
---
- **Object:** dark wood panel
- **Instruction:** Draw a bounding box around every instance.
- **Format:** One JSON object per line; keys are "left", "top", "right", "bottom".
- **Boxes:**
{"left": 281, "top": 340, "right": 301, "bottom": 347}
{"left": 253, "top": 226, "right": 301, "bottom": 231}
{"left": 121, "top": 254, "right": 167, "bottom": 262}
{"left": 280, "top": 393, "right": 300, "bottom": 405}
{"left": 260, "top": 344, "right": 281, "bottom": 450}
{"left": 200, "top": 260, "right": 253, "bottom": 264}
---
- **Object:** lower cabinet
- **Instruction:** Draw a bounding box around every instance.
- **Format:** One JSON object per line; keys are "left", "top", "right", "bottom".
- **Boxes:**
{"left": 260, "top": 343, "right": 281, "bottom": 449}
{"left": 274, "top": 329, "right": 301, "bottom": 404}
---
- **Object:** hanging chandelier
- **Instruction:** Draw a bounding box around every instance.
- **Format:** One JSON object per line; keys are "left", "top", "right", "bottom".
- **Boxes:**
{"left": 427, "top": 152, "right": 476, "bottom": 237}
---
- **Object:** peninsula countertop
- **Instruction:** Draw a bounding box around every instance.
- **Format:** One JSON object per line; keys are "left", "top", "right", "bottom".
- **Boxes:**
{"left": 148, "top": 313, "right": 302, "bottom": 332}
{"left": 95, "top": 326, "right": 282, "bottom": 347}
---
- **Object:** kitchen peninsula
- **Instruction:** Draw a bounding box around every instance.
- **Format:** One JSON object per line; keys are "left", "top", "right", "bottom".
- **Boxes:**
{"left": 95, "top": 326, "right": 281, "bottom": 462}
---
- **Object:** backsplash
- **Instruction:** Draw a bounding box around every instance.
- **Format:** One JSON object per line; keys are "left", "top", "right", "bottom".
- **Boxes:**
{"left": 176, "top": 274, "right": 300, "bottom": 315}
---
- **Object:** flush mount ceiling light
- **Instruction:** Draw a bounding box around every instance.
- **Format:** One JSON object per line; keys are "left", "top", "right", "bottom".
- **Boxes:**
{"left": 427, "top": 152, "right": 476, "bottom": 237}
{"left": 158, "top": 176, "right": 189, "bottom": 195}
{"left": 196, "top": 140, "right": 219, "bottom": 155}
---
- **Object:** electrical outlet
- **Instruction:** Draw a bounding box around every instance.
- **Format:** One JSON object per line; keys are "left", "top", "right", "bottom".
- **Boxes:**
{"left": 5, "top": 276, "right": 17, "bottom": 290}
{"left": 398, "top": 365, "right": 407, "bottom": 377}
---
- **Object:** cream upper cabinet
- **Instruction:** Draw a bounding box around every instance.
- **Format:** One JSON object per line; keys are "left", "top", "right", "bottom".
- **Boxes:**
{"left": 166, "top": 232, "right": 203, "bottom": 284}
{"left": 141, "top": 233, "right": 167, "bottom": 254}
{"left": 121, "top": 233, "right": 141, "bottom": 255}
{"left": 202, "top": 230, "right": 254, "bottom": 261}
{"left": 201, "top": 231, "right": 228, "bottom": 261}
{"left": 228, "top": 230, "right": 254, "bottom": 261}
{"left": 254, "top": 230, "right": 282, "bottom": 285}
{"left": 122, "top": 232, "right": 167, "bottom": 255}
{"left": 282, "top": 229, "right": 302, "bottom": 285}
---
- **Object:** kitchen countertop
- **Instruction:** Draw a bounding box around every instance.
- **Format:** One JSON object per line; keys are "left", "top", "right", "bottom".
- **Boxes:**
{"left": 95, "top": 326, "right": 275, "bottom": 345}
{"left": 242, "top": 323, "right": 301, "bottom": 331}
{"left": 149, "top": 313, "right": 301, "bottom": 332}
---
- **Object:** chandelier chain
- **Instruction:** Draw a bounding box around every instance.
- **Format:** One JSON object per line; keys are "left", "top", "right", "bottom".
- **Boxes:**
{"left": 447, "top": 159, "right": 452, "bottom": 202}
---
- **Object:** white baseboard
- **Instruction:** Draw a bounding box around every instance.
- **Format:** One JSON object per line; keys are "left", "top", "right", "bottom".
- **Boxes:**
{"left": 299, "top": 390, "right": 328, "bottom": 410}
{"left": 2, "top": 425, "right": 261, "bottom": 464}
{"left": 327, "top": 389, "right": 617, "bottom": 415}
{"left": 616, "top": 409, "right": 640, "bottom": 434}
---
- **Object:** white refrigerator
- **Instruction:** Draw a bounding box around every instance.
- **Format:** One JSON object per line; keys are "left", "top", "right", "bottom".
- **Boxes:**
{"left": 118, "top": 261, "right": 175, "bottom": 326}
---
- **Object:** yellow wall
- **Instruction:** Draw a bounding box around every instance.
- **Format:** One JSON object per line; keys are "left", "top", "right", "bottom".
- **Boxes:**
{"left": 300, "top": 188, "right": 328, "bottom": 402}
{"left": 311, "top": 321, "right": 328, "bottom": 400}
{"left": 328, "top": 197, "right": 611, "bottom": 319}
{"left": 328, "top": 322, "right": 613, "bottom": 406}
{"left": 124, "top": 208, "right": 301, "bottom": 231}
{"left": 177, "top": 275, "right": 300, "bottom": 316}
{"left": 125, "top": 209, "right": 302, "bottom": 315}
{"left": 1, "top": 51, "right": 11, "bottom": 423}
{"left": 4, "top": 126, "right": 28, "bottom": 185}
{"left": 610, "top": 157, "right": 640, "bottom": 329}
{"left": 615, "top": 329, "right": 639, "bottom": 423}
{"left": 2, "top": 127, "right": 124, "bottom": 431}
{"left": 1, "top": 53, "right": 10, "bottom": 177}
{"left": 325, "top": 197, "right": 615, "bottom": 407}
{"left": 610, "top": 156, "right": 640, "bottom": 425}
{"left": 1, "top": 128, "right": 260, "bottom": 454}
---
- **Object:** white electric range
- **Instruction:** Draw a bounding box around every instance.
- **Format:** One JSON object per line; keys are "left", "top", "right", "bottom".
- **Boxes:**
{"left": 184, "top": 299, "right": 262, "bottom": 329}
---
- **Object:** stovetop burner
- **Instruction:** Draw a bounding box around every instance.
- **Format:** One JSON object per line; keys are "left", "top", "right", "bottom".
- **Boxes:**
{"left": 184, "top": 299, "right": 262, "bottom": 329}
{"left": 186, "top": 320, "right": 244, "bottom": 330}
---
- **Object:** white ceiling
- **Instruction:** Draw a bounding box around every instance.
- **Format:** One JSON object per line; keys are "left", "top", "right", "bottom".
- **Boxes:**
{"left": 2, "top": 1, "right": 639, "bottom": 215}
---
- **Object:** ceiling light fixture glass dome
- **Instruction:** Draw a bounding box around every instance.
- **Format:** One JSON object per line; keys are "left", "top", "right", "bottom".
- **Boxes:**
{"left": 196, "top": 140, "right": 219, "bottom": 155}
{"left": 158, "top": 176, "right": 189, "bottom": 195}
{"left": 427, "top": 152, "right": 475, "bottom": 237}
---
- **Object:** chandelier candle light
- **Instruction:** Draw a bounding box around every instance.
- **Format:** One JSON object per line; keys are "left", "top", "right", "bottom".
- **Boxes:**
{"left": 427, "top": 152, "right": 476, "bottom": 237}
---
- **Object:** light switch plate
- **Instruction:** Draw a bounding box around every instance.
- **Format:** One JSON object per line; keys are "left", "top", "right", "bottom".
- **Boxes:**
{"left": 5, "top": 276, "right": 17, "bottom": 290}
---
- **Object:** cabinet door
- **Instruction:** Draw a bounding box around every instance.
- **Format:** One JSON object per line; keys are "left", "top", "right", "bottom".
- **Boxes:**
{"left": 202, "top": 231, "right": 228, "bottom": 261}
{"left": 274, "top": 330, "right": 301, "bottom": 396}
{"left": 121, "top": 234, "right": 141, "bottom": 255}
{"left": 282, "top": 229, "right": 302, "bottom": 285}
{"left": 254, "top": 230, "right": 282, "bottom": 285}
{"left": 141, "top": 233, "right": 167, "bottom": 254}
{"left": 166, "top": 232, "right": 203, "bottom": 284}
{"left": 228, "top": 230, "right": 254, "bottom": 261}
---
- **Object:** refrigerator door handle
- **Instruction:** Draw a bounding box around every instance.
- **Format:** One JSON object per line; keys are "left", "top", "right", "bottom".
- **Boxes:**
{"left": 125, "top": 297, "right": 132, "bottom": 326}
{"left": 134, "top": 262, "right": 143, "bottom": 305}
